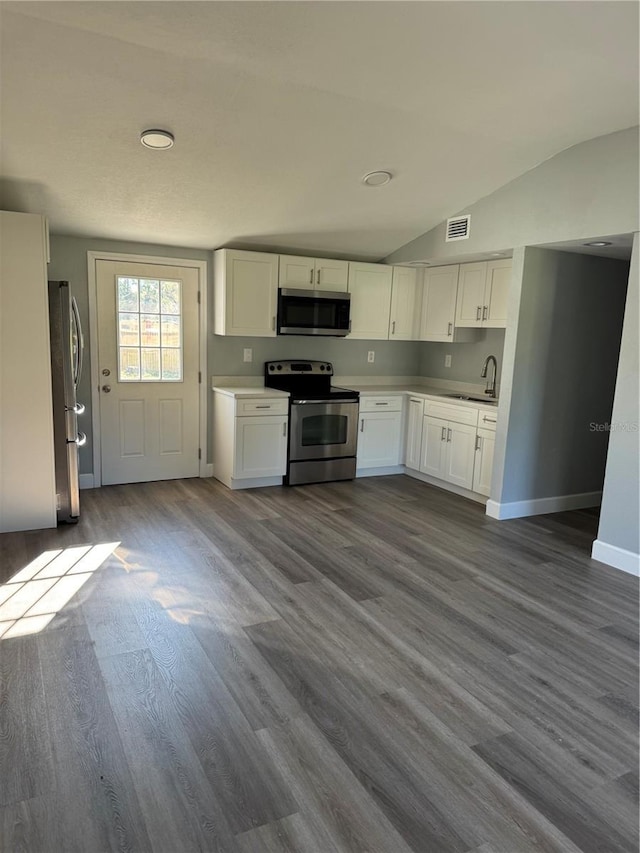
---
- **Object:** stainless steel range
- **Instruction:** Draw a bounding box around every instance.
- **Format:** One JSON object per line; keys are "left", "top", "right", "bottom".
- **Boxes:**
{"left": 264, "top": 360, "right": 359, "bottom": 485}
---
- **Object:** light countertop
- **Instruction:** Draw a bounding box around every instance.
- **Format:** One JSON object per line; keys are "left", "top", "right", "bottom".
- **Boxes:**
{"left": 212, "top": 386, "right": 290, "bottom": 399}
{"left": 350, "top": 384, "right": 499, "bottom": 408}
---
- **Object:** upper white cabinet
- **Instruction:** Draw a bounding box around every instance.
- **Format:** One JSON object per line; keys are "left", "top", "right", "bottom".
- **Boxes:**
{"left": 419, "top": 265, "right": 459, "bottom": 341}
{"left": 279, "top": 255, "right": 349, "bottom": 291}
{"left": 214, "top": 249, "right": 279, "bottom": 337}
{"left": 389, "top": 266, "right": 418, "bottom": 340}
{"left": 0, "top": 211, "right": 56, "bottom": 532}
{"left": 455, "top": 259, "right": 512, "bottom": 329}
{"left": 348, "top": 262, "right": 393, "bottom": 339}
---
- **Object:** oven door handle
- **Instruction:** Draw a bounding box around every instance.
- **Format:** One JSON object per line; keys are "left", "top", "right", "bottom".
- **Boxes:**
{"left": 291, "top": 398, "right": 358, "bottom": 405}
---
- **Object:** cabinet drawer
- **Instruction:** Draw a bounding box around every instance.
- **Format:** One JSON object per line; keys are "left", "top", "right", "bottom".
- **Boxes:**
{"left": 424, "top": 400, "right": 479, "bottom": 426}
{"left": 235, "top": 398, "right": 289, "bottom": 416}
{"left": 477, "top": 410, "right": 498, "bottom": 431}
{"left": 359, "top": 395, "right": 404, "bottom": 413}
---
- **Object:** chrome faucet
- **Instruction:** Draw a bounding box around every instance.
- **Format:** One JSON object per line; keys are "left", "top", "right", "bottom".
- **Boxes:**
{"left": 481, "top": 355, "right": 498, "bottom": 398}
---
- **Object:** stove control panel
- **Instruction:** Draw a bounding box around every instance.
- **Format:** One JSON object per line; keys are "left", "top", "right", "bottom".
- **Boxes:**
{"left": 265, "top": 360, "right": 333, "bottom": 376}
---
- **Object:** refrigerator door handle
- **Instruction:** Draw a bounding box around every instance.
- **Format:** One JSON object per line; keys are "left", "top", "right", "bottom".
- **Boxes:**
{"left": 71, "top": 296, "right": 84, "bottom": 387}
{"left": 67, "top": 431, "right": 87, "bottom": 447}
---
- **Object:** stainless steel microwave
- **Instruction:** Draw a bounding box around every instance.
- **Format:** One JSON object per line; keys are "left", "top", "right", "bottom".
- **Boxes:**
{"left": 277, "top": 288, "right": 351, "bottom": 337}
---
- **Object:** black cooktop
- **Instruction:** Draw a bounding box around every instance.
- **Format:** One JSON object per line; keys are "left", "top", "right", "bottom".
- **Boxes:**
{"left": 264, "top": 360, "right": 358, "bottom": 402}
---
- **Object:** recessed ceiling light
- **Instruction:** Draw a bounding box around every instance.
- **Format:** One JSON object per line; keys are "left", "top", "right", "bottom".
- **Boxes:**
{"left": 362, "top": 170, "right": 392, "bottom": 187}
{"left": 584, "top": 241, "right": 612, "bottom": 247}
{"left": 140, "top": 129, "right": 175, "bottom": 150}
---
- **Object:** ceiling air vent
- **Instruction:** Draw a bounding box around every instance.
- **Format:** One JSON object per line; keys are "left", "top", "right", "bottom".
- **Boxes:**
{"left": 445, "top": 215, "right": 471, "bottom": 242}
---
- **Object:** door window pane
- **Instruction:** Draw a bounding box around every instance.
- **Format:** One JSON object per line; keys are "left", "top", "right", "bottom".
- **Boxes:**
{"left": 116, "top": 276, "right": 183, "bottom": 381}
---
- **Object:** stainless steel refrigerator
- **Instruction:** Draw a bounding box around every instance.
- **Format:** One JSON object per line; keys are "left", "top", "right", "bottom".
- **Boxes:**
{"left": 48, "top": 281, "right": 86, "bottom": 523}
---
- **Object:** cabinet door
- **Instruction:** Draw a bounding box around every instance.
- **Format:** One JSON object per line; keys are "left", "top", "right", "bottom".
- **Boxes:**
{"left": 348, "top": 262, "right": 393, "bottom": 339}
{"left": 443, "top": 422, "right": 477, "bottom": 490}
{"left": 420, "top": 416, "right": 447, "bottom": 478}
{"left": 357, "top": 411, "right": 402, "bottom": 468}
{"left": 216, "top": 249, "right": 278, "bottom": 336}
{"left": 455, "top": 262, "right": 487, "bottom": 328}
{"left": 419, "top": 265, "right": 459, "bottom": 341}
{"left": 389, "top": 267, "right": 418, "bottom": 339}
{"left": 472, "top": 428, "right": 495, "bottom": 496}
{"left": 234, "top": 416, "right": 287, "bottom": 479}
{"left": 279, "top": 255, "right": 316, "bottom": 289}
{"left": 484, "top": 259, "right": 511, "bottom": 327}
{"left": 405, "top": 397, "right": 424, "bottom": 470}
{"left": 315, "top": 258, "right": 349, "bottom": 291}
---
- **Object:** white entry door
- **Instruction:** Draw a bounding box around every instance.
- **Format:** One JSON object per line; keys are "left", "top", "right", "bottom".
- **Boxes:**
{"left": 96, "top": 259, "right": 200, "bottom": 485}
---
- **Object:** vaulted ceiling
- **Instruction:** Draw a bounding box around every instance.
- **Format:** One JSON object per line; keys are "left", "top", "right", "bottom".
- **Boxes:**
{"left": 1, "top": 1, "right": 638, "bottom": 259}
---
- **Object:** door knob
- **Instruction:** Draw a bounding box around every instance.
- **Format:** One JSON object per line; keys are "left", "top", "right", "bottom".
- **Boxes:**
{"left": 102, "top": 368, "right": 111, "bottom": 376}
{"left": 102, "top": 384, "right": 111, "bottom": 393}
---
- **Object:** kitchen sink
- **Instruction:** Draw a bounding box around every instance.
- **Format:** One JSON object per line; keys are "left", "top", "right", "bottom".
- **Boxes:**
{"left": 442, "top": 393, "right": 498, "bottom": 406}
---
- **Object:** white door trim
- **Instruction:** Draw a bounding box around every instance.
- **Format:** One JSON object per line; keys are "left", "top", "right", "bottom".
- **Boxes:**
{"left": 87, "top": 251, "right": 208, "bottom": 487}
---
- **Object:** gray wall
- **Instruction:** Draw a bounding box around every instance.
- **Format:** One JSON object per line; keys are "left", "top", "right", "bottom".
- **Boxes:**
{"left": 419, "top": 329, "right": 505, "bottom": 388}
{"left": 494, "top": 248, "right": 628, "bottom": 504}
{"left": 48, "top": 235, "right": 212, "bottom": 474}
{"left": 213, "top": 336, "right": 421, "bottom": 377}
{"left": 596, "top": 233, "right": 639, "bottom": 556}
{"left": 386, "top": 127, "right": 639, "bottom": 265}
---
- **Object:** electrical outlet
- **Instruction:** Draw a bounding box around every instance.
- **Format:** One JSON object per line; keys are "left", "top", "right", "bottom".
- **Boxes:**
{"left": 445, "top": 354, "right": 452, "bottom": 368}
{"left": 243, "top": 348, "right": 253, "bottom": 363}
{"left": 367, "top": 350, "right": 375, "bottom": 363}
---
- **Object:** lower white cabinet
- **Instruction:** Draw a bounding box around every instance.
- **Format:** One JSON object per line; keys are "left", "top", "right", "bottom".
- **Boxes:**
{"left": 472, "top": 427, "right": 496, "bottom": 496}
{"left": 357, "top": 410, "right": 403, "bottom": 470}
{"left": 405, "top": 397, "right": 425, "bottom": 470}
{"left": 420, "top": 416, "right": 477, "bottom": 491}
{"left": 213, "top": 391, "right": 288, "bottom": 488}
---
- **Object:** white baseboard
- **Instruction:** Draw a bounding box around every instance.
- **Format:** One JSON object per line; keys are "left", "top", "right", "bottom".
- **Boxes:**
{"left": 486, "top": 490, "right": 602, "bottom": 520}
{"left": 79, "top": 473, "right": 95, "bottom": 490}
{"left": 356, "top": 465, "right": 405, "bottom": 478}
{"left": 591, "top": 540, "right": 640, "bottom": 576}
{"left": 200, "top": 463, "right": 214, "bottom": 478}
{"left": 404, "top": 468, "right": 487, "bottom": 504}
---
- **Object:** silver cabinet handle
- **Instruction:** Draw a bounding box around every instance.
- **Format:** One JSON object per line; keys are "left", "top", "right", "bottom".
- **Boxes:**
{"left": 283, "top": 421, "right": 287, "bottom": 437}
{"left": 102, "top": 384, "right": 111, "bottom": 393}
{"left": 475, "top": 435, "right": 481, "bottom": 451}
{"left": 476, "top": 306, "right": 481, "bottom": 320}
{"left": 410, "top": 398, "right": 421, "bottom": 403}
{"left": 447, "top": 428, "right": 452, "bottom": 442}
{"left": 309, "top": 269, "right": 314, "bottom": 284}
{"left": 447, "top": 322, "right": 453, "bottom": 336}
{"left": 482, "top": 305, "right": 488, "bottom": 320}
{"left": 360, "top": 418, "right": 365, "bottom": 432}
{"left": 391, "top": 320, "right": 396, "bottom": 334}
{"left": 483, "top": 416, "right": 497, "bottom": 423}
{"left": 441, "top": 426, "right": 446, "bottom": 441}
{"left": 255, "top": 405, "right": 271, "bottom": 409}
{"left": 317, "top": 269, "right": 321, "bottom": 285}
{"left": 272, "top": 316, "right": 276, "bottom": 331}
{"left": 375, "top": 402, "right": 388, "bottom": 406}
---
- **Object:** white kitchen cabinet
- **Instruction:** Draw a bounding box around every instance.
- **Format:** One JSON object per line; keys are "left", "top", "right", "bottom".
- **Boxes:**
{"left": 420, "top": 416, "right": 476, "bottom": 490}
{"left": 455, "top": 259, "right": 512, "bottom": 329}
{"left": 357, "top": 410, "right": 403, "bottom": 469}
{"left": 278, "top": 255, "right": 349, "bottom": 291}
{"left": 348, "top": 262, "right": 393, "bottom": 339}
{"left": 472, "top": 428, "right": 496, "bottom": 497}
{"left": 0, "top": 211, "right": 56, "bottom": 532}
{"left": 212, "top": 390, "right": 288, "bottom": 488}
{"left": 405, "top": 396, "right": 425, "bottom": 470}
{"left": 214, "top": 249, "right": 279, "bottom": 336}
{"left": 389, "top": 266, "right": 418, "bottom": 339}
{"left": 234, "top": 416, "right": 288, "bottom": 479}
{"left": 419, "top": 265, "right": 458, "bottom": 341}
{"left": 484, "top": 259, "right": 512, "bottom": 327}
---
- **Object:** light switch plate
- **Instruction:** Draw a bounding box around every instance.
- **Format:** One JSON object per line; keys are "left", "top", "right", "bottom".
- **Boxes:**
{"left": 445, "top": 354, "right": 452, "bottom": 368}
{"left": 367, "top": 351, "right": 375, "bottom": 363}
{"left": 243, "top": 348, "right": 253, "bottom": 363}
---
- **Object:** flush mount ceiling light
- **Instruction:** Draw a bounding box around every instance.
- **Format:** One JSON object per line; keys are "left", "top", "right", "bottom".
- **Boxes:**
{"left": 584, "top": 241, "right": 612, "bottom": 247}
{"left": 362, "top": 170, "right": 392, "bottom": 187}
{"left": 140, "top": 129, "right": 174, "bottom": 150}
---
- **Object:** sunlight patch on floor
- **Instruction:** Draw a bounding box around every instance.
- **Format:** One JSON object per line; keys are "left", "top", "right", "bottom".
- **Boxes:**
{"left": 0, "top": 542, "right": 120, "bottom": 639}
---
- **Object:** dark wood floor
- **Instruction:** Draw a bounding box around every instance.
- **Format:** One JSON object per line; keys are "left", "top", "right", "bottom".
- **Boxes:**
{"left": 0, "top": 475, "right": 638, "bottom": 852}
